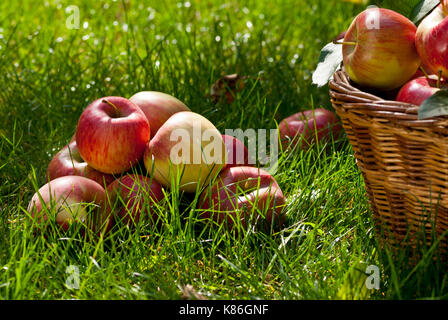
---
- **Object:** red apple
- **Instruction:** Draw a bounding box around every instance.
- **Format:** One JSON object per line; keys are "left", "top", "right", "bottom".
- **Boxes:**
{"left": 342, "top": 8, "right": 420, "bottom": 90}
{"left": 47, "top": 141, "right": 116, "bottom": 186}
{"left": 76, "top": 96, "right": 150, "bottom": 174}
{"left": 143, "top": 111, "right": 227, "bottom": 193}
{"left": 416, "top": 2, "right": 448, "bottom": 79}
{"left": 278, "top": 108, "right": 342, "bottom": 150}
{"left": 396, "top": 76, "right": 448, "bottom": 106}
{"left": 27, "top": 176, "right": 111, "bottom": 234}
{"left": 199, "top": 166, "right": 286, "bottom": 230}
{"left": 129, "top": 91, "right": 191, "bottom": 137}
{"left": 221, "top": 134, "right": 254, "bottom": 170}
{"left": 106, "top": 174, "right": 165, "bottom": 227}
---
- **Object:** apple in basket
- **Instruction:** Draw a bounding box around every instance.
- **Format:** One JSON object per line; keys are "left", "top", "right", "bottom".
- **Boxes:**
{"left": 396, "top": 76, "right": 448, "bottom": 106}
{"left": 416, "top": 2, "right": 448, "bottom": 80}
{"left": 342, "top": 8, "right": 420, "bottom": 90}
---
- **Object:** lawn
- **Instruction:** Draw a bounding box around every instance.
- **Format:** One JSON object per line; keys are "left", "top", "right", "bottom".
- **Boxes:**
{"left": 1, "top": 0, "right": 447, "bottom": 300}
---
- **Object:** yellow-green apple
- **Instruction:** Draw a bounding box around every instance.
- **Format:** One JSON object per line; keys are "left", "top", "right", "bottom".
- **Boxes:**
{"left": 105, "top": 174, "right": 165, "bottom": 227}
{"left": 47, "top": 141, "right": 116, "bottom": 186}
{"left": 396, "top": 76, "right": 448, "bottom": 106}
{"left": 221, "top": 134, "right": 254, "bottom": 170}
{"left": 143, "top": 111, "right": 227, "bottom": 193}
{"left": 279, "top": 108, "right": 342, "bottom": 150}
{"left": 76, "top": 96, "right": 150, "bottom": 174}
{"left": 416, "top": 2, "right": 448, "bottom": 79}
{"left": 27, "top": 176, "right": 111, "bottom": 234}
{"left": 199, "top": 166, "right": 286, "bottom": 231}
{"left": 342, "top": 8, "right": 420, "bottom": 90}
{"left": 129, "top": 91, "right": 191, "bottom": 137}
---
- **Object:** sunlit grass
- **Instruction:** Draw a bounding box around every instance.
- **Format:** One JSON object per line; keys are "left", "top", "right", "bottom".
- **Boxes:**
{"left": 1, "top": 0, "right": 447, "bottom": 300}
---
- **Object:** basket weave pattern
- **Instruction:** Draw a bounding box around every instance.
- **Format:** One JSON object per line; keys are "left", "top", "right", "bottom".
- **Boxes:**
{"left": 330, "top": 70, "right": 448, "bottom": 249}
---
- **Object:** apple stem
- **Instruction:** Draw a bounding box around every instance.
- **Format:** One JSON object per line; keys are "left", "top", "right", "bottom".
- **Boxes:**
{"left": 437, "top": 70, "right": 443, "bottom": 89}
{"left": 332, "top": 39, "right": 357, "bottom": 46}
{"left": 420, "top": 66, "right": 430, "bottom": 81}
{"left": 102, "top": 99, "right": 120, "bottom": 116}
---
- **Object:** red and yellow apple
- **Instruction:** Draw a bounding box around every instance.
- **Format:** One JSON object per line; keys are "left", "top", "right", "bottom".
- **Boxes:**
{"left": 279, "top": 108, "right": 342, "bottom": 150}
{"left": 342, "top": 8, "right": 420, "bottom": 90}
{"left": 47, "top": 141, "right": 115, "bottom": 186}
{"left": 221, "top": 134, "right": 254, "bottom": 170}
{"left": 76, "top": 96, "right": 150, "bottom": 174}
{"left": 27, "top": 176, "right": 111, "bottom": 234}
{"left": 416, "top": 2, "right": 448, "bottom": 79}
{"left": 143, "top": 111, "right": 227, "bottom": 193}
{"left": 129, "top": 91, "right": 191, "bottom": 137}
{"left": 106, "top": 174, "right": 165, "bottom": 227}
{"left": 199, "top": 166, "right": 286, "bottom": 230}
{"left": 396, "top": 76, "right": 448, "bottom": 106}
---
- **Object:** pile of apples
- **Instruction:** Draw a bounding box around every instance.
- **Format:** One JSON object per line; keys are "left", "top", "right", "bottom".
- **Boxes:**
{"left": 340, "top": 3, "right": 448, "bottom": 105}
{"left": 27, "top": 91, "right": 294, "bottom": 237}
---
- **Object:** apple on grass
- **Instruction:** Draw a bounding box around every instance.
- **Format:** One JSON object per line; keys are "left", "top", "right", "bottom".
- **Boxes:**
{"left": 416, "top": 2, "right": 448, "bottom": 79}
{"left": 143, "top": 111, "right": 227, "bottom": 193}
{"left": 76, "top": 96, "right": 150, "bottom": 175}
{"left": 396, "top": 76, "right": 448, "bottom": 106}
{"left": 279, "top": 108, "right": 342, "bottom": 150}
{"left": 47, "top": 140, "right": 116, "bottom": 186}
{"left": 221, "top": 134, "right": 254, "bottom": 170}
{"left": 199, "top": 166, "right": 286, "bottom": 231}
{"left": 342, "top": 8, "right": 420, "bottom": 90}
{"left": 27, "top": 176, "right": 111, "bottom": 236}
{"left": 106, "top": 174, "right": 165, "bottom": 227}
{"left": 129, "top": 91, "right": 191, "bottom": 138}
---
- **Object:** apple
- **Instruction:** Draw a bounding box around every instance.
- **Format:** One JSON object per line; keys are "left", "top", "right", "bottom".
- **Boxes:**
{"left": 76, "top": 96, "right": 150, "bottom": 174}
{"left": 143, "top": 111, "right": 227, "bottom": 193}
{"left": 416, "top": 2, "right": 448, "bottom": 79}
{"left": 342, "top": 8, "right": 420, "bottom": 90}
{"left": 27, "top": 176, "right": 111, "bottom": 234}
{"left": 278, "top": 108, "right": 342, "bottom": 150}
{"left": 221, "top": 134, "right": 254, "bottom": 170}
{"left": 396, "top": 76, "right": 448, "bottom": 106}
{"left": 47, "top": 141, "right": 116, "bottom": 186}
{"left": 199, "top": 166, "right": 286, "bottom": 231}
{"left": 129, "top": 91, "right": 191, "bottom": 137}
{"left": 106, "top": 174, "right": 165, "bottom": 227}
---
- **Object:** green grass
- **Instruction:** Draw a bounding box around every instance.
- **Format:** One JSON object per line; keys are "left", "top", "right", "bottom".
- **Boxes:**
{"left": 1, "top": 0, "right": 448, "bottom": 300}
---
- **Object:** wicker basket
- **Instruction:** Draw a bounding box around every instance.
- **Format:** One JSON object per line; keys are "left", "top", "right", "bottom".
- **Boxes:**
{"left": 329, "top": 69, "right": 448, "bottom": 251}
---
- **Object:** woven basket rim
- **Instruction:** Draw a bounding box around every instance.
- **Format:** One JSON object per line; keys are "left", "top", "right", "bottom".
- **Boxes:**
{"left": 329, "top": 69, "right": 448, "bottom": 126}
